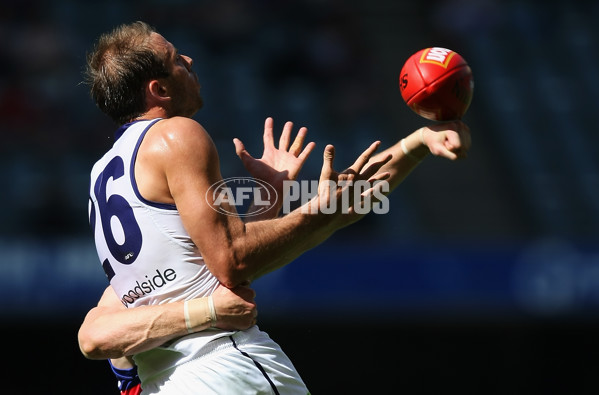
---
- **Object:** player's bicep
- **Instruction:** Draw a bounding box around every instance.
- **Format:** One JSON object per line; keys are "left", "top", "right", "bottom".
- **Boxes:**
{"left": 163, "top": 121, "right": 245, "bottom": 283}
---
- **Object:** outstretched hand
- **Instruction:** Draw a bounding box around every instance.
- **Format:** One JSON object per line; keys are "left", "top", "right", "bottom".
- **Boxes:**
{"left": 422, "top": 120, "right": 471, "bottom": 160}
{"left": 233, "top": 117, "right": 316, "bottom": 191}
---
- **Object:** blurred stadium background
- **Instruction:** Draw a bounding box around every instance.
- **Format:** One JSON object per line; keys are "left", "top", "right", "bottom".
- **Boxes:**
{"left": 2, "top": 0, "right": 599, "bottom": 393}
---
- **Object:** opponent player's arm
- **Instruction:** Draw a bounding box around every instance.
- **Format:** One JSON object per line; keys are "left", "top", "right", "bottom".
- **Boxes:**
{"left": 158, "top": 117, "right": 390, "bottom": 288}
{"left": 78, "top": 284, "right": 257, "bottom": 360}
{"left": 366, "top": 121, "right": 471, "bottom": 193}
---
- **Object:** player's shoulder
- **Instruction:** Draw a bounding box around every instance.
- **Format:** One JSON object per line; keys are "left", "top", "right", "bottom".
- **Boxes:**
{"left": 149, "top": 116, "right": 214, "bottom": 152}
{"left": 151, "top": 115, "right": 204, "bottom": 135}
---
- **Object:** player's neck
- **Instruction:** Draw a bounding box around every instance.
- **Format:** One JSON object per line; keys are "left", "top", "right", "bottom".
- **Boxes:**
{"left": 132, "top": 106, "right": 168, "bottom": 122}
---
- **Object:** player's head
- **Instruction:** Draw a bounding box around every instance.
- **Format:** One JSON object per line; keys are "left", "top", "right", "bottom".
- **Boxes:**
{"left": 85, "top": 21, "right": 203, "bottom": 124}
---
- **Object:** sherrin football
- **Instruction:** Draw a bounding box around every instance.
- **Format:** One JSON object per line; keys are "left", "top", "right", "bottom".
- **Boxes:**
{"left": 399, "top": 47, "right": 474, "bottom": 121}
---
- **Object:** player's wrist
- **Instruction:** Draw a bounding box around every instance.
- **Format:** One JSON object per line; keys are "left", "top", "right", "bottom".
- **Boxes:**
{"left": 184, "top": 296, "right": 218, "bottom": 333}
{"left": 400, "top": 129, "right": 428, "bottom": 161}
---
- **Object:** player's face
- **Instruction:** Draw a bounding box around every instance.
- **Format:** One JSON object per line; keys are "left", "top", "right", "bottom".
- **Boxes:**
{"left": 152, "top": 33, "right": 204, "bottom": 117}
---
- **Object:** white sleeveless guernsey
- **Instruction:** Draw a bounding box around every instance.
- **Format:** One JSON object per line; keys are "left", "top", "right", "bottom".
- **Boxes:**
{"left": 89, "top": 120, "right": 231, "bottom": 372}
{"left": 89, "top": 119, "right": 308, "bottom": 394}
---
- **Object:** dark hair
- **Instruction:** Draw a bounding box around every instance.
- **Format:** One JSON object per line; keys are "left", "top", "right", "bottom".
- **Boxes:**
{"left": 84, "top": 21, "right": 170, "bottom": 124}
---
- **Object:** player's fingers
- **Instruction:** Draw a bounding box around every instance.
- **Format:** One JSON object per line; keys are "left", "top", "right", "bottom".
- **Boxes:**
{"left": 297, "top": 141, "right": 316, "bottom": 163}
{"left": 263, "top": 117, "right": 275, "bottom": 148}
{"left": 445, "top": 128, "right": 469, "bottom": 159}
{"left": 367, "top": 171, "right": 390, "bottom": 183}
{"left": 278, "top": 121, "right": 293, "bottom": 151}
{"left": 319, "top": 144, "right": 336, "bottom": 183}
{"left": 438, "top": 145, "right": 459, "bottom": 160}
{"left": 233, "top": 138, "right": 252, "bottom": 161}
{"left": 347, "top": 141, "right": 381, "bottom": 174}
{"left": 288, "top": 126, "right": 307, "bottom": 156}
{"left": 444, "top": 132, "right": 460, "bottom": 150}
{"left": 237, "top": 285, "right": 256, "bottom": 300}
{"left": 360, "top": 178, "right": 390, "bottom": 202}
{"left": 360, "top": 153, "right": 392, "bottom": 179}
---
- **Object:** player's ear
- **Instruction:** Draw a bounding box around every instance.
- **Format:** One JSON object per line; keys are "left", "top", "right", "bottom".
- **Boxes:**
{"left": 147, "top": 79, "right": 170, "bottom": 101}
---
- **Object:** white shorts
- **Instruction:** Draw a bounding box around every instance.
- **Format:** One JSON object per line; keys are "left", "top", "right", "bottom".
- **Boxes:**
{"left": 140, "top": 326, "right": 310, "bottom": 395}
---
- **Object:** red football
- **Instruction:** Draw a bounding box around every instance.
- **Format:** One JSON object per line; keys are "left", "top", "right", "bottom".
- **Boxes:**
{"left": 399, "top": 47, "right": 474, "bottom": 121}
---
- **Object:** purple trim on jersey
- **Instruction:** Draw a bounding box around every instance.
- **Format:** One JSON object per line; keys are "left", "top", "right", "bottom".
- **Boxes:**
{"left": 114, "top": 121, "right": 137, "bottom": 141}
{"left": 127, "top": 119, "right": 178, "bottom": 210}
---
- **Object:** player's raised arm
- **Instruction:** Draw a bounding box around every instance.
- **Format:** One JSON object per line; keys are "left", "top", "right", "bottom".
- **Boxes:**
{"left": 363, "top": 120, "right": 471, "bottom": 194}
{"left": 154, "top": 115, "right": 389, "bottom": 288}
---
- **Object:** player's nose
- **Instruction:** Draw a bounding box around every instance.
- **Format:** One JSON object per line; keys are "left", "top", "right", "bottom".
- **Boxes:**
{"left": 182, "top": 55, "right": 193, "bottom": 70}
